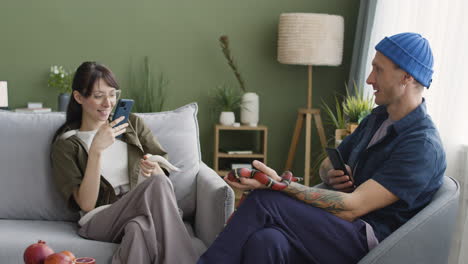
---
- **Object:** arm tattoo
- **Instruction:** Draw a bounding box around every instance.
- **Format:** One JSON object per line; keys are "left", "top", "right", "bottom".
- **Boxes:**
{"left": 282, "top": 182, "right": 346, "bottom": 215}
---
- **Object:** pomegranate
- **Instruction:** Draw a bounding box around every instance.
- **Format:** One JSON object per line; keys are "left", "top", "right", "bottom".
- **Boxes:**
{"left": 44, "top": 253, "right": 72, "bottom": 264}
{"left": 23, "top": 240, "right": 55, "bottom": 264}
{"left": 59, "top": 251, "right": 75, "bottom": 261}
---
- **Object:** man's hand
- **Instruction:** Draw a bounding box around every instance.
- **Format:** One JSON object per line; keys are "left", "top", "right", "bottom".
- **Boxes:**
{"left": 327, "top": 165, "right": 355, "bottom": 192}
{"left": 223, "top": 160, "right": 280, "bottom": 190}
{"left": 320, "top": 158, "right": 354, "bottom": 192}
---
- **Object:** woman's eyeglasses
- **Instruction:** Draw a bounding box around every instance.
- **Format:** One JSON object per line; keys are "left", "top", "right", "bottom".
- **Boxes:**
{"left": 92, "top": 90, "right": 121, "bottom": 102}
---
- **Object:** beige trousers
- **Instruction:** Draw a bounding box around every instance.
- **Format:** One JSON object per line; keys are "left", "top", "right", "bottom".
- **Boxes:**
{"left": 78, "top": 174, "right": 197, "bottom": 264}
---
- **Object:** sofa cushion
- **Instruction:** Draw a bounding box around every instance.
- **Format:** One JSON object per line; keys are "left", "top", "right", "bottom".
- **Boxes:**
{"left": 0, "top": 111, "right": 79, "bottom": 221}
{"left": 0, "top": 219, "right": 206, "bottom": 263}
{"left": 0, "top": 219, "right": 117, "bottom": 264}
{"left": 136, "top": 103, "right": 201, "bottom": 218}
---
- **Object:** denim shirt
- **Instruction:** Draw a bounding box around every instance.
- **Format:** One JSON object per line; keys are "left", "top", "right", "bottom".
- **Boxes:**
{"left": 338, "top": 99, "right": 446, "bottom": 241}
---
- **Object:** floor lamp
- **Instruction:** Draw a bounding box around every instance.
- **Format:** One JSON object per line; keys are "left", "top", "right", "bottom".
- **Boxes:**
{"left": 277, "top": 13, "right": 344, "bottom": 185}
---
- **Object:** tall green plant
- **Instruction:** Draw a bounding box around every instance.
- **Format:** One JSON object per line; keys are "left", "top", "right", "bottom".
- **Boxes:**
{"left": 343, "top": 81, "right": 375, "bottom": 123}
{"left": 130, "top": 56, "right": 168, "bottom": 113}
{"left": 321, "top": 95, "right": 346, "bottom": 129}
{"left": 219, "top": 35, "right": 247, "bottom": 93}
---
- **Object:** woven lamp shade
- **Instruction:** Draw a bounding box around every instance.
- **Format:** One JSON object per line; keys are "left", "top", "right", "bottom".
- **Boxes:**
{"left": 277, "top": 13, "right": 344, "bottom": 66}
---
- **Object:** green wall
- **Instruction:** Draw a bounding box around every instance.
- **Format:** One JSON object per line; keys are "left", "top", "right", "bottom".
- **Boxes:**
{"left": 0, "top": 0, "right": 360, "bottom": 184}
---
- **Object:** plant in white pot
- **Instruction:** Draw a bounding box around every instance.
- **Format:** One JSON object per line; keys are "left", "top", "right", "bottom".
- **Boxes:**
{"left": 219, "top": 35, "right": 259, "bottom": 126}
{"left": 48, "top": 65, "right": 73, "bottom": 112}
{"left": 212, "top": 85, "right": 243, "bottom": 126}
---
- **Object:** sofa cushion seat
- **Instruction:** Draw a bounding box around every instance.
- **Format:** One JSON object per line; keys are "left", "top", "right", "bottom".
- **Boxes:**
{"left": 0, "top": 219, "right": 206, "bottom": 263}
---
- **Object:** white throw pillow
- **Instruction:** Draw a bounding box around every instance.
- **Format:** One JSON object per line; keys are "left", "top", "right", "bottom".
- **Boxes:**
{"left": 136, "top": 103, "right": 201, "bottom": 218}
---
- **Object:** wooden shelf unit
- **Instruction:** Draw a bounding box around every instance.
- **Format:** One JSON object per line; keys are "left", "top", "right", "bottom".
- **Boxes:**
{"left": 213, "top": 124, "right": 268, "bottom": 176}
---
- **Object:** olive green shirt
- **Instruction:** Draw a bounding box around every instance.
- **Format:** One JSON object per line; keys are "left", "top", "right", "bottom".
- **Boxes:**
{"left": 51, "top": 114, "right": 167, "bottom": 211}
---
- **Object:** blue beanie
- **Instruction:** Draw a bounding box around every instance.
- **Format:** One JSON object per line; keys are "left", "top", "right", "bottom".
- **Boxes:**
{"left": 375, "top": 32, "right": 434, "bottom": 88}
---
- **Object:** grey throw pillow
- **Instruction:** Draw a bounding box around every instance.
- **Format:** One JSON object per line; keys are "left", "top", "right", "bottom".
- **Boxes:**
{"left": 0, "top": 110, "right": 79, "bottom": 221}
{"left": 136, "top": 103, "right": 201, "bottom": 218}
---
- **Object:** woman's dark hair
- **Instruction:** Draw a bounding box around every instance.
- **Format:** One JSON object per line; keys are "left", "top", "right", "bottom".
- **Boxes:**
{"left": 52, "top": 61, "right": 120, "bottom": 142}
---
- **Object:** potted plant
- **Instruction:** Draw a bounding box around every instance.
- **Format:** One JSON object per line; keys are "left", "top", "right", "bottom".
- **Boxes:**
{"left": 342, "top": 81, "right": 374, "bottom": 133}
{"left": 48, "top": 65, "right": 73, "bottom": 112}
{"left": 211, "top": 84, "right": 243, "bottom": 126}
{"left": 321, "top": 95, "right": 348, "bottom": 146}
{"left": 129, "top": 56, "right": 168, "bottom": 113}
{"left": 219, "top": 35, "right": 259, "bottom": 126}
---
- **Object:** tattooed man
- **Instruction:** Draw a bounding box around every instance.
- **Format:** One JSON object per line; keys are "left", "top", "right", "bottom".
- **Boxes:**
{"left": 198, "top": 33, "right": 446, "bottom": 264}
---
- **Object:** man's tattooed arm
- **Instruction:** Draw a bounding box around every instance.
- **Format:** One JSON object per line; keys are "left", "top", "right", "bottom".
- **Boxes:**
{"left": 282, "top": 182, "right": 350, "bottom": 218}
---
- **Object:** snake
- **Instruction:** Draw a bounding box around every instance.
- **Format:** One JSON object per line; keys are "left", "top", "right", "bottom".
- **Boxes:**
{"left": 226, "top": 168, "right": 302, "bottom": 191}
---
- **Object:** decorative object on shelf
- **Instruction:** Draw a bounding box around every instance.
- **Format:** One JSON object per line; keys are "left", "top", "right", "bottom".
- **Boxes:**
{"left": 129, "top": 56, "right": 168, "bottom": 112}
{"left": 219, "top": 111, "right": 235, "bottom": 126}
{"left": 48, "top": 65, "right": 73, "bottom": 112}
{"left": 0, "top": 81, "right": 8, "bottom": 110}
{"left": 241, "top": 92, "right": 259, "bottom": 126}
{"left": 278, "top": 13, "right": 344, "bottom": 186}
{"left": 211, "top": 85, "right": 242, "bottom": 125}
{"left": 219, "top": 35, "right": 260, "bottom": 126}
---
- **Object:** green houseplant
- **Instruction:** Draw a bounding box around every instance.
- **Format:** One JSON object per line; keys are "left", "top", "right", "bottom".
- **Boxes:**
{"left": 342, "top": 81, "right": 375, "bottom": 131}
{"left": 129, "top": 56, "right": 168, "bottom": 113}
{"left": 211, "top": 84, "right": 243, "bottom": 126}
{"left": 321, "top": 95, "right": 349, "bottom": 147}
{"left": 48, "top": 65, "right": 73, "bottom": 112}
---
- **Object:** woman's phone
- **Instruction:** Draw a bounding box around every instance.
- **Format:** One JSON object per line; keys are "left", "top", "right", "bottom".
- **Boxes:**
{"left": 325, "top": 147, "right": 354, "bottom": 183}
{"left": 112, "top": 99, "right": 134, "bottom": 138}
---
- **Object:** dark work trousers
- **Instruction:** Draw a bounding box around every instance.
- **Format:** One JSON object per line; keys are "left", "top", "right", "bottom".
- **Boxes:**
{"left": 198, "top": 189, "right": 369, "bottom": 264}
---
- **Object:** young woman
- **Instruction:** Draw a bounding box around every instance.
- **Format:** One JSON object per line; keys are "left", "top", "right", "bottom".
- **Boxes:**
{"left": 51, "top": 61, "right": 197, "bottom": 264}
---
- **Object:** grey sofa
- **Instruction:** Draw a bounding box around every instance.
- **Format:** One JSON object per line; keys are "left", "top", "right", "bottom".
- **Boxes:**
{"left": 316, "top": 176, "right": 460, "bottom": 264}
{"left": 0, "top": 103, "right": 235, "bottom": 263}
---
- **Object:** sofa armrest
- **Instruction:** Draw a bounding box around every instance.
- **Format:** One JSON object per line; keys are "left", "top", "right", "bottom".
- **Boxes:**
{"left": 358, "top": 176, "right": 459, "bottom": 264}
{"left": 194, "top": 162, "right": 235, "bottom": 247}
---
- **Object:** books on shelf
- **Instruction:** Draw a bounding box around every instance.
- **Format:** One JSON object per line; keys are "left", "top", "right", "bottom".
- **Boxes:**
{"left": 27, "top": 102, "right": 43, "bottom": 108}
{"left": 15, "top": 107, "right": 52, "bottom": 113}
{"left": 225, "top": 150, "right": 254, "bottom": 155}
{"left": 231, "top": 163, "right": 253, "bottom": 169}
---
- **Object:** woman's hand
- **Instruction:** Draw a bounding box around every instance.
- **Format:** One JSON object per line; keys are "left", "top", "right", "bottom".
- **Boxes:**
{"left": 224, "top": 160, "right": 282, "bottom": 191}
{"left": 140, "top": 154, "right": 165, "bottom": 177}
{"left": 89, "top": 116, "right": 128, "bottom": 154}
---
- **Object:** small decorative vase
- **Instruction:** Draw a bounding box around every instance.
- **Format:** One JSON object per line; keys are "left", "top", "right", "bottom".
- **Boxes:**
{"left": 240, "top": 92, "right": 259, "bottom": 126}
{"left": 58, "top": 93, "right": 71, "bottom": 112}
{"left": 219, "top": 111, "right": 235, "bottom": 126}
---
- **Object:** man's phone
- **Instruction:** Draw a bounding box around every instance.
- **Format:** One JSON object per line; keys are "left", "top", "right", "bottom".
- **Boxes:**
{"left": 325, "top": 147, "right": 354, "bottom": 183}
{"left": 112, "top": 99, "right": 134, "bottom": 138}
